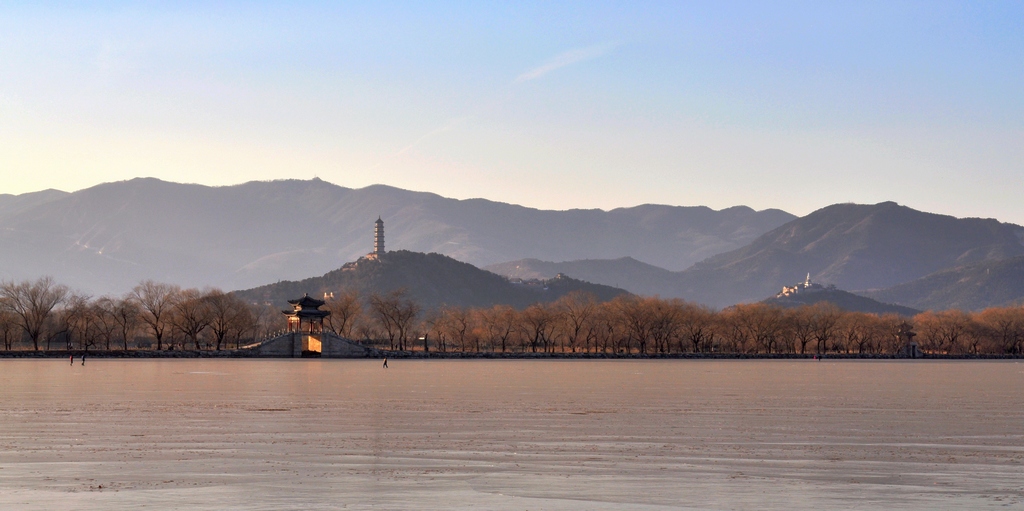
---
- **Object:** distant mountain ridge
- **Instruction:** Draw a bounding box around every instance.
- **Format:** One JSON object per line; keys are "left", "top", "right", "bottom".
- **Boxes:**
{"left": 0, "top": 189, "right": 68, "bottom": 219}
{"left": 234, "top": 250, "right": 629, "bottom": 310}
{"left": 486, "top": 202, "right": 1024, "bottom": 309}
{"left": 0, "top": 177, "right": 793, "bottom": 296}
{"left": 5, "top": 179, "right": 1022, "bottom": 312}
{"left": 669, "top": 201, "right": 1024, "bottom": 307}
{"left": 484, "top": 257, "right": 680, "bottom": 297}
{"left": 865, "top": 256, "right": 1024, "bottom": 311}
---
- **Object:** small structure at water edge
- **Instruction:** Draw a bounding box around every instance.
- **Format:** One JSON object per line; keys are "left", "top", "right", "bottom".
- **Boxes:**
{"left": 284, "top": 294, "right": 330, "bottom": 335}
{"left": 896, "top": 321, "right": 922, "bottom": 358}
{"left": 251, "top": 294, "right": 374, "bottom": 358}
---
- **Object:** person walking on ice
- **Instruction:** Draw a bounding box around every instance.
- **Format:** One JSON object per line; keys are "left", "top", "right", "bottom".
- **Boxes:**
{"left": 383, "top": 357, "right": 388, "bottom": 369}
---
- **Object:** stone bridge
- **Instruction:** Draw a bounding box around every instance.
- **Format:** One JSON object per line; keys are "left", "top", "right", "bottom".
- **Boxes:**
{"left": 241, "top": 332, "right": 379, "bottom": 358}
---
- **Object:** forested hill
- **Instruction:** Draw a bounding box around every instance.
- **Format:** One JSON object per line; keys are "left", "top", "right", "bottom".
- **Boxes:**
{"left": 233, "top": 250, "right": 629, "bottom": 310}
{"left": 762, "top": 289, "right": 921, "bottom": 316}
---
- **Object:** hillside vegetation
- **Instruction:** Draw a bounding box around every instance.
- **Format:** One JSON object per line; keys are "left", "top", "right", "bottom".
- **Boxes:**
{"left": 234, "top": 250, "right": 629, "bottom": 311}
{"left": 763, "top": 288, "right": 921, "bottom": 316}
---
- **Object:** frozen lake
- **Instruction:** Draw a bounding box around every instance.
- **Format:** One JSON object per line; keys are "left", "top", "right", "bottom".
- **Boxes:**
{"left": 1, "top": 359, "right": 1023, "bottom": 510}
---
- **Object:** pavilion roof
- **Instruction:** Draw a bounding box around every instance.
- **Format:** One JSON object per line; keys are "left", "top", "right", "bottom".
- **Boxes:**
{"left": 283, "top": 308, "right": 330, "bottom": 319}
{"left": 287, "top": 294, "right": 326, "bottom": 308}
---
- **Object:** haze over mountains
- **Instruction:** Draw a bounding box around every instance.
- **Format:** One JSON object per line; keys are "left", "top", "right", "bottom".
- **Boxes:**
{"left": 486, "top": 257, "right": 681, "bottom": 297}
{"left": 865, "top": 256, "right": 1024, "bottom": 311}
{"left": 675, "top": 202, "right": 1024, "bottom": 307}
{"left": 0, "top": 178, "right": 792, "bottom": 296}
{"left": 3, "top": 178, "right": 1023, "bottom": 312}
{"left": 487, "top": 202, "right": 1024, "bottom": 310}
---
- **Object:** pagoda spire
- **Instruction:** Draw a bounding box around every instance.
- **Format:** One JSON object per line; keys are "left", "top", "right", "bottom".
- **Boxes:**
{"left": 374, "top": 217, "right": 385, "bottom": 255}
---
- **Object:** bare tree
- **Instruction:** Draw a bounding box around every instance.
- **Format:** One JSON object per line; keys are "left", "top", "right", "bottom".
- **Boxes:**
{"left": 915, "top": 310, "right": 974, "bottom": 355}
{"left": 132, "top": 281, "right": 180, "bottom": 350}
{"left": 226, "top": 303, "right": 258, "bottom": 349}
{"left": 649, "top": 299, "right": 684, "bottom": 354}
{"left": 206, "top": 290, "right": 250, "bottom": 351}
{"left": 173, "top": 288, "right": 213, "bottom": 350}
{"left": 0, "top": 277, "right": 69, "bottom": 351}
{"left": 785, "top": 307, "right": 816, "bottom": 355}
{"left": 557, "top": 292, "right": 598, "bottom": 353}
{"left": 481, "top": 305, "right": 517, "bottom": 353}
{"left": 837, "top": 312, "right": 876, "bottom": 355}
{"left": 977, "top": 307, "right": 1024, "bottom": 355}
{"left": 248, "top": 303, "right": 282, "bottom": 344}
{"left": 0, "top": 306, "right": 18, "bottom": 350}
{"left": 112, "top": 296, "right": 141, "bottom": 350}
{"left": 63, "top": 294, "right": 102, "bottom": 353}
{"left": 520, "top": 303, "right": 559, "bottom": 353}
{"left": 368, "top": 289, "right": 420, "bottom": 351}
{"left": 324, "top": 290, "right": 362, "bottom": 338}
{"left": 729, "top": 303, "right": 786, "bottom": 354}
{"left": 845, "top": 313, "right": 888, "bottom": 355}
{"left": 616, "top": 296, "right": 655, "bottom": 354}
{"left": 878, "top": 314, "right": 908, "bottom": 355}
{"left": 679, "top": 302, "right": 716, "bottom": 353}
{"left": 439, "top": 307, "right": 474, "bottom": 352}
{"left": 591, "top": 304, "right": 622, "bottom": 354}
{"left": 810, "top": 303, "right": 841, "bottom": 354}
{"left": 92, "top": 297, "right": 121, "bottom": 351}
{"left": 423, "top": 310, "right": 448, "bottom": 352}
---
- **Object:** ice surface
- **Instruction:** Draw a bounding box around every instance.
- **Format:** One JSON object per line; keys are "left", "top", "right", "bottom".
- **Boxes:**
{"left": 1, "top": 359, "right": 1023, "bottom": 510}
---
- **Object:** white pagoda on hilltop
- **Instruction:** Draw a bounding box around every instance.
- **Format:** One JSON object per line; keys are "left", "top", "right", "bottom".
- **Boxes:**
{"left": 776, "top": 273, "right": 825, "bottom": 298}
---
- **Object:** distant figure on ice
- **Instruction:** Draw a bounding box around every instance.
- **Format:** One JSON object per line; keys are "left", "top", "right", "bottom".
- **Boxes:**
{"left": 383, "top": 357, "right": 388, "bottom": 369}
{"left": 70, "top": 355, "right": 74, "bottom": 366}
{"left": 81, "top": 353, "right": 85, "bottom": 365}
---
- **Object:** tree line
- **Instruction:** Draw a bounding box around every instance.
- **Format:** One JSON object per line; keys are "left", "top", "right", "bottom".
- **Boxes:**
{"left": 0, "top": 278, "right": 274, "bottom": 352}
{"left": 2, "top": 277, "right": 1023, "bottom": 355}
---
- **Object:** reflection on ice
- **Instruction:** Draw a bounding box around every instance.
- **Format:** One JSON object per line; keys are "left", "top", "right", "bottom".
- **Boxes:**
{"left": 0, "top": 359, "right": 1022, "bottom": 510}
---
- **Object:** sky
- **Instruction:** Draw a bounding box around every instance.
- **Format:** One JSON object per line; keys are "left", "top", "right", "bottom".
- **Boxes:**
{"left": 0, "top": 1, "right": 1022, "bottom": 222}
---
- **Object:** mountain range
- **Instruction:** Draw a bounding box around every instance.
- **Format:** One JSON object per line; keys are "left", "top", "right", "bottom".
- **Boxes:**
{"left": 864, "top": 256, "right": 1024, "bottom": 311}
{"left": 487, "top": 202, "right": 1024, "bottom": 309}
{"left": 4, "top": 178, "right": 1024, "bottom": 311}
{"left": 0, "top": 178, "right": 792, "bottom": 296}
{"left": 485, "top": 257, "right": 680, "bottom": 296}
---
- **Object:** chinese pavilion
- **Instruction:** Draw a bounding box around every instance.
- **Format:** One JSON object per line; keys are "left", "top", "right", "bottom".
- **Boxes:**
{"left": 283, "top": 294, "right": 331, "bottom": 334}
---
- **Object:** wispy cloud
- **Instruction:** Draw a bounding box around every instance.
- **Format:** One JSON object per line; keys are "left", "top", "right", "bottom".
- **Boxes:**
{"left": 367, "top": 42, "right": 619, "bottom": 172}
{"left": 514, "top": 42, "right": 620, "bottom": 84}
{"left": 392, "top": 115, "right": 475, "bottom": 158}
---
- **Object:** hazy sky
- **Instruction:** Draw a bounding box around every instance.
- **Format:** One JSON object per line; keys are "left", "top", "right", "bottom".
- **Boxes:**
{"left": 1, "top": 2, "right": 1021, "bottom": 221}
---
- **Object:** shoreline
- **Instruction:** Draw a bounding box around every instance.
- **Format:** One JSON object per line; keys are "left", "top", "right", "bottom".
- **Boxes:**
{"left": 1, "top": 350, "right": 1021, "bottom": 360}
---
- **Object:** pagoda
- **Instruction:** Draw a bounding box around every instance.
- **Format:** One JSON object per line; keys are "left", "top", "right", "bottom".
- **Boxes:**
{"left": 374, "top": 216, "right": 384, "bottom": 255}
{"left": 365, "top": 216, "right": 385, "bottom": 260}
